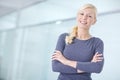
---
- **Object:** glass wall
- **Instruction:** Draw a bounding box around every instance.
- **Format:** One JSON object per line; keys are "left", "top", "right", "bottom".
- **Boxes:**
{"left": 0, "top": 2, "right": 120, "bottom": 80}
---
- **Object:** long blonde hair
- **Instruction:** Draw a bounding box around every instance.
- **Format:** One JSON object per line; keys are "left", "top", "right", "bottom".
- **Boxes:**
{"left": 65, "top": 4, "right": 97, "bottom": 44}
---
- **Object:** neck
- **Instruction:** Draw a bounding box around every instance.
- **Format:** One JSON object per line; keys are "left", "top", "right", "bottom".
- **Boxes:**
{"left": 77, "top": 28, "right": 91, "bottom": 40}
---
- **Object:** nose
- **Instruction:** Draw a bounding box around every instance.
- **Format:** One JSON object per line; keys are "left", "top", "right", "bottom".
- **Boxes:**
{"left": 82, "top": 15, "right": 87, "bottom": 20}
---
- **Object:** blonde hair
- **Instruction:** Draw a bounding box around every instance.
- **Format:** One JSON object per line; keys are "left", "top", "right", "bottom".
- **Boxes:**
{"left": 79, "top": 4, "right": 97, "bottom": 15}
{"left": 65, "top": 4, "right": 97, "bottom": 44}
{"left": 65, "top": 26, "right": 78, "bottom": 44}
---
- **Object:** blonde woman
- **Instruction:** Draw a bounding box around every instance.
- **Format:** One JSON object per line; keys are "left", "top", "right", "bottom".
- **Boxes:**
{"left": 52, "top": 4, "right": 104, "bottom": 80}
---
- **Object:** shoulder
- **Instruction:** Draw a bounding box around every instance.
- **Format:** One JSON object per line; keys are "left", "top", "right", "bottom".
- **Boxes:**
{"left": 59, "top": 33, "right": 69, "bottom": 37}
{"left": 59, "top": 33, "right": 69, "bottom": 38}
{"left": 56, "top": 33, "right": 69, "bottom": 44}
{"left": 93, "top": 37, "right": 104, "bottom": 44}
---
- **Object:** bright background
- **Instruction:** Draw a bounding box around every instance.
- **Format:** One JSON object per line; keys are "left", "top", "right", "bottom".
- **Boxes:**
{"left": 0, "top": 0, "right": 120, "bottom": 80}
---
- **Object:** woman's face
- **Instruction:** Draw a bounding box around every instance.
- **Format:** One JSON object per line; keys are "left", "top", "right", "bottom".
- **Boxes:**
{"left": 76, "top": 8, "right": 96, "bottom": 29}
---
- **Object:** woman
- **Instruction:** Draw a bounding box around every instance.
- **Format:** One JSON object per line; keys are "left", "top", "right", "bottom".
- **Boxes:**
{"left": 52, "top": 4, "right": 104, "bottom": 80}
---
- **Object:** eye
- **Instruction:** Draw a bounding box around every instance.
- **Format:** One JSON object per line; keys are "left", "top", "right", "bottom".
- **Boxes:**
{"left": 80, "top": 13, "right": 84, "bottom": 15}
{"left": 88, "top": 15, "right": 92, "bottom": 18}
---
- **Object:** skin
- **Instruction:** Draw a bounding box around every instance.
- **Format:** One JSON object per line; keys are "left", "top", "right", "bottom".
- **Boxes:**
{"left": 52, "top": 8, "right": 103, "bottom": 73}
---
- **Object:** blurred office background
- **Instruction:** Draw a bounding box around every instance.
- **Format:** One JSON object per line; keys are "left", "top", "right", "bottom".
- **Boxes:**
{"left": 0, "top": 0, "right": 120, "bottom": 80}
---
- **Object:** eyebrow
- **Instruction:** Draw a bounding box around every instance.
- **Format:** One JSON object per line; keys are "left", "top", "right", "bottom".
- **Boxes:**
{"left": 78, "top": 11, "right": 93, "bottom": 15}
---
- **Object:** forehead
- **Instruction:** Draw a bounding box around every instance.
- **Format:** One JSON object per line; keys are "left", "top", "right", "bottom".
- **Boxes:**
{"left": 78, "top": 8, "right": 96, "bottom": 15}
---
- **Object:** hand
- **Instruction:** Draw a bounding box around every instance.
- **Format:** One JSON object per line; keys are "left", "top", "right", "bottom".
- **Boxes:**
{"left": 52, "top": 50, "right": 68, "bottom": 65}
{"left": 91, "top": 52, "right": 103, "bottom": 63}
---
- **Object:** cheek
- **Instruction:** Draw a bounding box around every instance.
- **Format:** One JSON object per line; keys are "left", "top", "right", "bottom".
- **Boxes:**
{"left": 76, "top": 16, "right": 79, "bottom": 20}
{"left": 77, "top": 15, "right": 82, "bottom": 19}
{"left": 76, "top": 17, "right": 79, "bottom": 22}
{"left": 91, "top": 19, "right": 96, "bottom": 25}
{"left": 88, "top": 19, "right": 95, "bottom": 24}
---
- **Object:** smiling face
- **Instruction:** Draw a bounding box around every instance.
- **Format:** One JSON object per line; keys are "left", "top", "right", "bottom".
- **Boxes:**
{"left": 76, "top": 7, "right": 97, "bottom": 30}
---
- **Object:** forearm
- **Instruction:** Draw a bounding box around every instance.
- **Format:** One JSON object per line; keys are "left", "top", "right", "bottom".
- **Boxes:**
{"left": 63, "top": 59, "right": 85, "bottom": 73}
{"left": 52, "top": 52, "right": 104, "bottom": 73}
{"left": 52, "top": 60, "right": 77, "bottom": 73}
{"left": 52, "top": 51, "right": 85, "bottom": 73}
{"left": 76, "top": 60, "right": 104, "bottom": 73}
{"left": 75, "top": 52, "right": 104, "bottom": 73}
{"left": 63, "top": 59, "right": 104, "bottom": 73}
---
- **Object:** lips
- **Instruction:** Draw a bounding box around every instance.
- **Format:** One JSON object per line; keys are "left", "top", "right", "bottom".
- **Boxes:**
{"left": 80, "top": 21, "right": 87, "bottom": 24}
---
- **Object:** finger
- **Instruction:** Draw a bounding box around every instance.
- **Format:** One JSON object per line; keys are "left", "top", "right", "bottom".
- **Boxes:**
{"left": 96, "top": 54, "right": 103, "bottom": 57}
{"left": 52, "top": 53, "right": 57, "bottom": 56}
{"left": 97, "top": 57, "right": 104, "bottom": 60}
{"left": 52, "top": 57, "right": 57, "bottom": 60}
{"left": 95, "top": 52, "right": 103, "bottom": 56}
{"left": 95, "top": 52, "right": 99, "bottom": 55}
{"left": 96, "top": 60, "right": 102, "bottom": 62}
{"left": 52, "top": 55, "right": 56, "bottom": 58}
{"left": 52, "top": 53, "right": 59, "bottom": 58}
{"left": 94, "top": 52, "right": 99, "bottom": 57}
{"left": 52, "top": 54, "right": 58, "bottom": 59}
{"left": 56, "top": 50, "right": 61, "bottom": 53}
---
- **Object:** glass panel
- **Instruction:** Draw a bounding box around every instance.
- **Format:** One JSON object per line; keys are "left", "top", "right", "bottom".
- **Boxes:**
{"left": 0, "top": 13, "right": 17, "bottom": 30}
{"left": 15, "top": 23, "right": 73, "bottom": 80}
{"left": 0, "top": 29, "right": 24, "bottom": 80}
